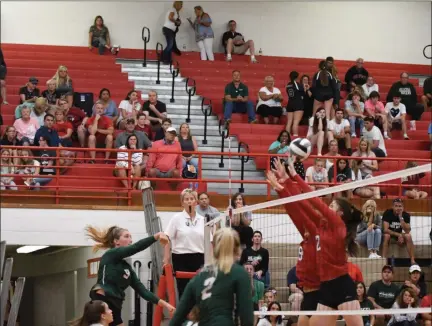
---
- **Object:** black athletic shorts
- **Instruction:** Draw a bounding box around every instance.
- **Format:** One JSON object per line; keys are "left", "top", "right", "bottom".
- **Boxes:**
{"left": 286, "top": 99, "right": 304, "bottom": 112}
{"left": 319, "top": 274, "right": 357, "bottom": 310}
{"left": 90, "top": 291, "right": 123, "bottom": 326}
{"left": 314, "top": 93, "right": 333, "bottom": 103}
{"left": 301, "top": 290, "right": 320, "bottom": 316}
{"left": 0, "top": 65, "right": 7, "bottom": 80}
{"left": 256, "top": 104, "right": 282, "bottom": 118}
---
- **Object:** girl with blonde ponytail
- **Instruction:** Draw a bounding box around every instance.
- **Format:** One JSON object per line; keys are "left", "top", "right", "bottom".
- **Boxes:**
{"left": 85, "top": 225, "right": 175, "bottom": 326}
{"left": 169, "top": 228, "right": 254, "bottom": 326}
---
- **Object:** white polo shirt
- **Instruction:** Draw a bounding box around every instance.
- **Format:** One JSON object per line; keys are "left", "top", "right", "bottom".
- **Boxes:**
{"left": 165, "top": 210, "right": 205, "bottom": 254}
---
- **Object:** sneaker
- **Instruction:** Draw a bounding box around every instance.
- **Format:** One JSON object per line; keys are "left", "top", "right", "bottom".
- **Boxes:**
{"left": 368, "top": 252, "right": 376, "bottom": 259}
{"left": 374, "top": 253, "right": 382, "bottom": 258}
{"left": 1, "top": 101, "right": 8, "bottom": 105}
{"left": 250, "top": 119, "right": 258, "bottom": 124}
{"left": 384, "top": 134, "right": 391, "bottom": 139}
{"left": 351, "top": 133, "right": 357, "bottom": 138}
{"left": 251, "top": 57, "right": 259, "bottom": 64}
{"left": 226, "top": 55, "right": 232, "bottom": 62}
{"left": 404, "top": 134, "right": 410, "bottom": 140}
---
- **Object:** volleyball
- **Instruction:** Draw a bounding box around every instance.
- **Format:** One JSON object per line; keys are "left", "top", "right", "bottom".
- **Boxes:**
{"left": 290, "top": 138, "right": 312, "bottom": 158}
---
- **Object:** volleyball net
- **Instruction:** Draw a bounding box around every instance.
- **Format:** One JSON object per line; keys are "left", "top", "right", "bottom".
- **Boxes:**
{"left": 202, "top": 163, "right": 432, "bottom": 322}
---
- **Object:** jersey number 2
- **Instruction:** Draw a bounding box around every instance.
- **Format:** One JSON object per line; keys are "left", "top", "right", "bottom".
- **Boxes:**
{"left": 316, "top": 235, "right": 321, "bottom": 251}
{"left": 201, "top": 276, "right": 216, "bottom": 301}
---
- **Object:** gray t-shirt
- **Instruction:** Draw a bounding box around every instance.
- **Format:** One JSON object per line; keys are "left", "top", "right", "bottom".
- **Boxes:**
{"left": 195, "top": 205, "right": 220, "bottom": 220}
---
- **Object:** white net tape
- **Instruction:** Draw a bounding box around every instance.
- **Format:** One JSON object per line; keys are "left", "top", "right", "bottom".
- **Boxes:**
{"left": 255, "top": 307, "right": 431, "bottom": 316}
{"left": 205, "top": 163, "right": 431, "bottom": 227}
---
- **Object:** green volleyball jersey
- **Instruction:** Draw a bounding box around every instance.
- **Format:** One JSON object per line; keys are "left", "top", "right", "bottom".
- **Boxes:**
{"left": 170, "top": 264, "right": 254, "bottom": 326}
{"left": 92, "top": 235, "right": 159, "bottom": 307}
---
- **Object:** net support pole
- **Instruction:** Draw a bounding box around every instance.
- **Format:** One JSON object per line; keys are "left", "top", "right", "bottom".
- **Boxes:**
{"left": 204, "top": 224, "right": 213, "bottom": 265}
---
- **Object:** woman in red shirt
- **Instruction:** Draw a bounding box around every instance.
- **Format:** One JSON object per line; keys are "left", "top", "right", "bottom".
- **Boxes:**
{"left": 54, "top": 109, "right": 75, "bottom": 167}
{"left": 268, "top": 159, "right": 320, "bottom": 326}
{"left": 269, "top": 157, "right": 363, "bottom": 326}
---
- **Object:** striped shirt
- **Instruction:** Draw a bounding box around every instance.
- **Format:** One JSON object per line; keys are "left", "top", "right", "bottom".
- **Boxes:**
{"left": 116, "top": 145, "right": 143, "bottom": 168}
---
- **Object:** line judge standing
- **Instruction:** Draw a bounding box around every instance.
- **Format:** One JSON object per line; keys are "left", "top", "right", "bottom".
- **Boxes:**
{"left": 163, "top": 188, "right": 205, "bottom": 298}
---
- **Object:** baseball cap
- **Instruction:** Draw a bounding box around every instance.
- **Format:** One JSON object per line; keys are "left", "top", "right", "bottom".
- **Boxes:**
{"left": 166, "top": 127, "right": 177, "bottom": 134}
{"left": 29, "top": 77, "right": 39, "bottom": 84}
{"left": 382, "top": 265, "right": 393, "bottom": 272}
{"left": 409, "top": 264, "right": 421, "bottom": 274}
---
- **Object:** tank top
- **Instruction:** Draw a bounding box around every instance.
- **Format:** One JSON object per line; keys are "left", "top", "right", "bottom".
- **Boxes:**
{"left": 179, "top": 137, "right": 194, "bottom": 157}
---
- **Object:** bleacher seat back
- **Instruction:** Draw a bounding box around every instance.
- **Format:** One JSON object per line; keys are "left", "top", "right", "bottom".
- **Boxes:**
{"left": 73, "top": 92, "right": 94, "bottom": 117}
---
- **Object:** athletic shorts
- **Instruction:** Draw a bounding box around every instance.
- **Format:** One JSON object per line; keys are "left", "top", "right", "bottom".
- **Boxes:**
{"left": 301, "top": 290, "right": 320, "bottom": 316}
{"left": 286, "top": 99, "right": 304, "bottom": 113}
{"left": 232, "top": 44, "right": 249, "bottom": 55}
{"left": 90, "top": 292, "right": 123, "bottom": 326}
{"left": 314, "top": 93, "right": 334, "bottom": 103}
{"left": 0, "top": 65, "right": 7, "bottom": 80}
{"left": 319, "top": 274, "right": 357, "bottom": 309}
{"left": 256, "top": 104, "right": 282, "bottom": 118}
{"left": 390, "top": 119, "right": 402, "bottom": 130}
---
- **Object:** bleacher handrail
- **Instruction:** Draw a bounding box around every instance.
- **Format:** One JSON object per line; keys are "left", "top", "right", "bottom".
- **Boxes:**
{"left": 184, "top": 77, "right": 196, "bottom": 123}
{"left": 169, "top": 60, "right": 180, "bottom": 103}
{"left": 423, "top": 44, "right": 431, "bottom": 60}
{"left": 155, "top": 42, "right": 163, "bottom": 85}
{"left": 141, "top": 26, "right": 151, "bottom": 67}
{"left": 200, "top": 97, "right": 212, "bottom": 145}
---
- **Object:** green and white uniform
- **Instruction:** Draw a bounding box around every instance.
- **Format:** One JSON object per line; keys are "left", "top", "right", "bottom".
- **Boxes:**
{"left": 91, "top": 235, "right": 160, "bottom": 309}
{"left": 170, "top": 264, "right": 254, "bottom": 326}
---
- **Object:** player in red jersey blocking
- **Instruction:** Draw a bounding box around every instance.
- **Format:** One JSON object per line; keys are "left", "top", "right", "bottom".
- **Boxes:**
{"left": 277, "top": 157, "right": 363, "bottom": 326}
{"left": 267, "top": 159, "right": 320, "bottom": 326}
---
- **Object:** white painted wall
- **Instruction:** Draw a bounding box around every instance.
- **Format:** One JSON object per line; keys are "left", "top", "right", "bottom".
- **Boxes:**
{"left": 1, "top": 1, "right": 430, "bottom": 64}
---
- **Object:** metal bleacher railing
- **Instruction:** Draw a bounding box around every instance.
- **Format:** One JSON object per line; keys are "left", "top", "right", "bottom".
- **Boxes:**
{"left": 1, "top": 145, "right": 431, "bottom": 206}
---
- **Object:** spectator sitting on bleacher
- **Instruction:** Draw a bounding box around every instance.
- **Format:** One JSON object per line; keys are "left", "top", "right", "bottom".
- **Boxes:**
{"left": 41, "top": 79, "right": 60, "bottom": 107}
{"left": 356, "top": 281, "right": 375, "bottom": 326}
{"left": 351, "top": 160, "right": 380, "bottom": 198}
{"left": 344, "top": 58, "right": 369, "bottom": 92}
{"left": 176, "top": 123, "right": 199, "bottom": 188}
{"left": 0, "top": 48, "right": 7, "bottom": 105}
{"left": 344, "top": 90, "right": 365, "bottom": 138}
{"left": 240, "top": 230, "right": 270, "bottom": 288}
{"left": 186, "top": 6, "right": 214, "bottom": 61}
{"left": 382, "top": 198, "right": 416, "bottom": 265}
{"left": 387, "top": 72, "right": 424, "bottom": 131}
{"left": 142, "top": 90, "right": 167, "bottom": 132}
{"left": 154, "top": 118, "right": 172, "bottom": 141}
{"left": 94, "top": 88, "right": 118, "bottom": 126}
{"left": 305, "top": 157, "right": 328, "bottom": 191}
{"left": 86, "top": 101, "right": 114, "bottom": 163}
{"left": 1, "top": 126, "right": 21, "bottom": 147}
{"left": 195, "top": 192, "right": 220, "bottom": 221}
{"left": 384, "top": 91, "right": 409, "bottom": 140}
{"left": 387, "top": 288, "right": 419, "bottom": 326}
{"left": 400, "top": 264, "right": 427, "bottom": 299}
{"left": 307, "top": 108, "right": 327, "bottom": 156}
{"left": 0, "top": 148, "right": 18, "bottom": 191}
{"left": 230, "top": 193, "right": 254, "bottom": 248}
{"left": 17, "top": 149, "right": 41, "bottom": 190}
{"left": 53, "top": 109, "right": 75, "bottom": 167}
{"left": 52, "top": 65, "right": 73, "bottom": 108}
{"left": 324, "top": 139, "right": 341, "bottom": 169}
{"left": 327, "top": 158, "right": 353, "bottom": 198}
{"left": 256, "top": 76, "right": 283, "bottom": 125}
{"left": 61, "top": 98, "right": 88, "bottom": 148}
{"left": 362, "top": 116, "right": 388, "bottom": 158}
{"left": 88, "top": 15, "right": 113, "bottom": 55}
{"left": 222, "top": 20, "right": 257, "bottom": 63}
{"left": 28, "top": 97, "right": 50, "bottom": 127}
{"left": 420, "top": 293, "right": 432, "bottom": 325}
{"left": 256, "top": 302, "right": 285, "bottom": 326}
{"left": 402, "top": 161, "right": 428, "bottom": 199}
{"left": 421, "top": 76, "right": 432, "bottom": 110}
{"left": 118, "top": 90, "right": 141, "bottom": 130}
{"left": 268, "top": 130, "right": 291, "bottom": 169}
{"left": 244, "top": 262, "right": 265, "bottom": 311}
{"left": 223, "top": 70, "right": 257, "bottom": 125}
{"left": 364, "top": 91, "right": 389, "bottom": 138}
{"left": 356, "top": 200, "right": 382, "bottom": 258}
{"left": 33, "top": 113, "right": 60, "bottom": 148}
{"left": 367, "top": 264, "right": 400, "bottom": 326}
{"left": 327, "top": 107, "right": 352, "bottom": 155}
{"left": 135, "top": 112, "right": 153, "bottom": 140}
{"left": 362, "top": 76, "right": 379, "bottom": 98}
{"left": 115, "top": 117, "right": 152, "bottom": 151}
{"left": 115, "top": 134, "right": 143, "bottom": 189}
{"left": 34, "top": 135, "right": 56, "bottom": 187}
{"left": 146, "top": 127, "right": 182, "bottom": 189}
{"left": 19, "top": 77, "right": 40, "bottom": 104}
{"left": 311, "top": 61, "right": 337, "bottom": 120}
{"left": 13, "top": 105, "right": 39, "bottom": 144}
{"left": 287, "top": 265, "right": 303, "bottom": 311}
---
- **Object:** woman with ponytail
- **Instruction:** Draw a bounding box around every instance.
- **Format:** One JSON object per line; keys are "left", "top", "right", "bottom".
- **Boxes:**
{"left": 268, "top": 157, "right": 363, "bottom": 326}
{"left": 312, "top": 60, "right": 338, "bottom": 120}
{"left": 85, "top": 226, "right": 175, "bottom": 326}
{"left": 285, "top": 71, "right": 304, "bottom": 137}
{"left": 169, "top": 228, "right": 254, "bottom": 326}
{"left": 69, "top": 300, "right": 113, "bottom": 326}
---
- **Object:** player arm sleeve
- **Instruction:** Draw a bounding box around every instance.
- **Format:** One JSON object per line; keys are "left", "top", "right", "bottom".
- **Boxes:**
{"left": 169, "top": 280, "right": 197, "bottom": 326}
{"left": 130, "top": 268, "right": 160, "bottom": 305}
{"left": 236, "top": 269, "right": 255, "bottom": 326}
{"left": 104, "top": 236, "right": 157, "bottom": 261}
{"left": 277, "top": 186, "right": 306, "bottom": 235}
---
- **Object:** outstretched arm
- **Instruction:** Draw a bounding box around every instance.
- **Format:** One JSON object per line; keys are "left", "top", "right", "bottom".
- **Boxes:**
{"left": 236, "top": 268, "right": 255, "bottom": 326}
{"left": 169, "top": 279, "right": 197, "bottom": 326}
{"left": 130, "top": 268, "right": 160, "bottom": 305}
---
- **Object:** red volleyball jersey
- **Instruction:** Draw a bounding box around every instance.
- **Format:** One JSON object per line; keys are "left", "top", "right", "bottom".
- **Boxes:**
{"left": 293, "top": 174, "right": 348, "bottom": 282}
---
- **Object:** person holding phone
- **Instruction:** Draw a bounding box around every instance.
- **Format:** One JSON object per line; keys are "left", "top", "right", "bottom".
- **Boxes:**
{"left": 268, "top": 130, "right": 291, "bottom": 170}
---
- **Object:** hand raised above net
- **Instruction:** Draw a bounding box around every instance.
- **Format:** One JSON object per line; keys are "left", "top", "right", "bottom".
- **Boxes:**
{"left": 285, "top": 156, "right": 298, "bottom": 178}
{"left": 266, "top": 170, "right": 284, "bottom": 191}
{"left": 272, "top": 158, "right": 289, "bottom": 183}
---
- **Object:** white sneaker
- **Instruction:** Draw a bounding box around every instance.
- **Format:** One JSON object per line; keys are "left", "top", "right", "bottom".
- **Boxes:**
{"left": 251, "top": 57, "right": 259, "bottom": 64}
{"left": 374, "top": 253, "right": 382, "bottom": 258}
{"left": 384, "top": 134, "right": 391, "bottom": 140}
{"left": 351, "top": 133, "right": 357, "bottom": 138}
{"left": 410, "top": 120, "right": 416, "bottom": 131}
{"left": 368, "top": 252, "right": 375, "bottom": 258}
{"left": 226, "top": 55, "right": 232, "bottom": 62}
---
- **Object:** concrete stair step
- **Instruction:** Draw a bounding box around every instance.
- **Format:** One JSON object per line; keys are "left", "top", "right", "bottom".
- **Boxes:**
{"left": 141, "top": 94, "right": 201, "bottom": 102}
{"left": 127, "top": 74, "right": 184, "bottom": 83}
{"left": 167, "top": 117, "right": 219, "bottom": 127}
{"left": 133, "top": 82, "right": 188, "bottom": 91}
{"left": 168, "top": 114, "right": 218, "bottom": 121}
{"left": 138, "top": 88, "right": 200, "bottom": 97}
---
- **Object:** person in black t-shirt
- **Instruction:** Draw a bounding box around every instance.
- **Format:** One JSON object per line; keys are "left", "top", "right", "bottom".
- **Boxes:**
{"left": 382, "top": 198, "right": 416, "bottom": 264}
{"left": 41, "top": 79, "right": 61, "bottom": 106}
{"left": 344, "top": 58, "right": 369, "bottom": 92}
{"left": 221, "top": 20, "right": 257, "bottom": 63}
{"left": 142, "top": 90, "right": 167, "bottom": 131}
{"left": 154, "top": 118, "right": 172, "bottom": 141}
{"left": 356, "top": 281, "right": 375, "bottom": 326}
{"left": 0, "top": 48, "right": 8, "bottom": 105}
{"left": 421, "top": 76, "right": 432, "bottom": 110}
{"left": 286, "top": 71, "right": 304, "bottom": 137}
{"left": 19, "top": 77, "right": 41, "bottom": 104}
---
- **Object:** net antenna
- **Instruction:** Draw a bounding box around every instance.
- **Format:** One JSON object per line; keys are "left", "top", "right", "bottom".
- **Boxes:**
{"left": 142, "top": 188, "right": 164, "bottom": 284}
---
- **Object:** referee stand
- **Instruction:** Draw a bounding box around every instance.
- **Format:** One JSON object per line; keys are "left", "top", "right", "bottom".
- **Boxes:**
{"left": 0, "top": 241, "right": 25, "bottom": 326}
